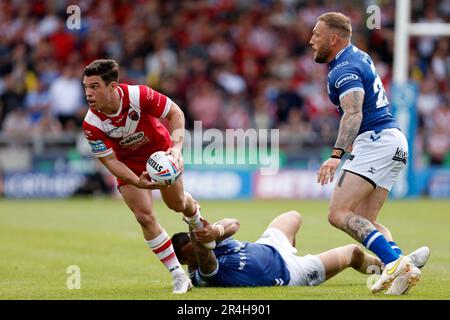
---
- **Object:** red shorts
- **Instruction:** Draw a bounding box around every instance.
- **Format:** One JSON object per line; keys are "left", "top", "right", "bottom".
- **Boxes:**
{"left": 116, "top": 161, "right": 147, "bottom": 189}
{"left": 116, "top": 142, "right": 172, "bottom": 189}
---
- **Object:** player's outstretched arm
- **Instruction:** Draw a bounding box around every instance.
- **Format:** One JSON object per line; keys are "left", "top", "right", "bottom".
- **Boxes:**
{"left": 98, "top": 153, "right": 166, "bottom": 189}
{"left": 189, "top": 225, "right": 218, "bottom": 275}
{"left": 194, "top": 218, "right": 240, "bottom": 244}
{"left": 165, "top": 102, "right": 185, "bottom": 171}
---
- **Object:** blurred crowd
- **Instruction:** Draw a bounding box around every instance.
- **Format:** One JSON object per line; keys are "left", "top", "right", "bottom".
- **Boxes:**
{"left": 0, "top": 0, "right": 449, "bottom": 167}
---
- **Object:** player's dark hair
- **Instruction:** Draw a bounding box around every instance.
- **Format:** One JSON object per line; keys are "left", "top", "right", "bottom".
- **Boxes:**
{"left": 83, "top": 59, "right": 119, "bottom": 85}
{"left": 318, "top": 12, "right": 352, "bottom": 38}
{"left": 171, "top": 232, "right": 191, "bottom": 262}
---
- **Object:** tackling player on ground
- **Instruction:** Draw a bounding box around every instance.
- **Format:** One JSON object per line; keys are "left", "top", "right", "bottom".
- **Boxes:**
{"left": 81, "top": 59, "right": 213, "bottom": 294}
{"left": 309, "top": 12, "right": 429, "bottom": 294}
{"left": 173, "top": 210, "right": 384, "bottom": 289}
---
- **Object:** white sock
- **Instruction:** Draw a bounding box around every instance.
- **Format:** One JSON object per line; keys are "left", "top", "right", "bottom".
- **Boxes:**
{"left": 146, "top": 230, "right": 185, "bottom": 278}
{"left": 184, "top": 205, "right": 204, "bottom": 230}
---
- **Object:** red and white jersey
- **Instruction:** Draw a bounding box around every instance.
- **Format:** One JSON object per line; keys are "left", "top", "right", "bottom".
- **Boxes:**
{"left": 82, "top": 84, "right": 173, "bottom": 165}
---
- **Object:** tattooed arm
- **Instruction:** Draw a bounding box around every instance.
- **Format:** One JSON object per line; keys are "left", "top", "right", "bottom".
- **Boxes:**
{"left": 317, "top": 90, "right": 364, "bottom": 185}
{"left": 189, "top": 226, "right": 218, "bottom": 275}
{"left": 335, "top": 90, "right": 364, "bottom": 151}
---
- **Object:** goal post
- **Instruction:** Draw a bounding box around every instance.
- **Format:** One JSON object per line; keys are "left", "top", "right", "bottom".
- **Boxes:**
{"left": 391, "top": 0, "right": 450, "bottom": 198}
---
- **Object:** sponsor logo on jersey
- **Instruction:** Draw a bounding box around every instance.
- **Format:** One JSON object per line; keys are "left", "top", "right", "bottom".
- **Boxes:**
{"left": 88, "top": 140, "right": 107, "bottom": 153}
{"left": 334, "top": 61, "right": 349, "bottom": 69}
{"left": 330, "top": 61, "right": 349, "bottom": 75}
{"left": 335, "top": 73, "right": 359, "bottom": 88}
{"left": 119, "top": 131, "right": 145, "bottom": 146}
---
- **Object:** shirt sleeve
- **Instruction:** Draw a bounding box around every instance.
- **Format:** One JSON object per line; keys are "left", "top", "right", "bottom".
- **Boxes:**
{"left": 82, "top": 122, "right": 114, "bottom": 158}
{"left": 194, "top": 269, "right": 216, "bottom": 287}
{"left": 189, "top": 270, "right": 211, "bottom": 287}
{"left": 332, "top": 65, "right": 365, "bottom": 101}
{"left": 139, "top": 85, "right": 172, "bottom": 119}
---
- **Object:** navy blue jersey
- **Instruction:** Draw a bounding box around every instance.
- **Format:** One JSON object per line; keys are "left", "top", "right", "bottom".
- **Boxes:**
{"left": 327, "top": 44, "right": 397, "bottom": 134}
{"left": 190, "top": 237, "right": 290, "bottom": 287}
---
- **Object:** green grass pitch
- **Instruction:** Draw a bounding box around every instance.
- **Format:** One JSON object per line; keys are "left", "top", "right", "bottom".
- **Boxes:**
{"left": 1, "top": 198, "right": 449, "bottom": 300}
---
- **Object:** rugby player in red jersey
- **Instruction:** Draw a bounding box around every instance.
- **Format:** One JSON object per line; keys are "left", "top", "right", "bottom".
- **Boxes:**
{"left": 81, "top": 59, "right": 213, "bottom": 294}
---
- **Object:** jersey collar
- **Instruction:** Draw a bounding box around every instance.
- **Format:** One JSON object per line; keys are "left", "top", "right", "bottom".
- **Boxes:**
{"left": 329, "top": 43, "right": 353, "bottom": 68}
{"left": 102, "top": 85, "right": 124, "bottom": 118}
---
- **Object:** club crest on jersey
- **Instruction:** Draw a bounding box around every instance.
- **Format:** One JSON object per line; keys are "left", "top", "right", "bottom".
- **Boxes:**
{"left": 120, "top": 131, "right": 145, "bottom": 146}
{"left": 128, "top": 110, "right": 139, "bottom": 121}
{"left": 335, "top": 73, "right": 359, "bottom": 88}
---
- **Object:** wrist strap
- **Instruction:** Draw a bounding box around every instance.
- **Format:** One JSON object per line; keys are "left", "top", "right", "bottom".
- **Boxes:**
{"left": 331, "top": 148, "right": 345, "bottom": 159}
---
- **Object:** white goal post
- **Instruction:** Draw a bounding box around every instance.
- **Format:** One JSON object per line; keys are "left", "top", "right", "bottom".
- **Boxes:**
{"left": 394, "top": 0, "right": 450, "bottom": 84}
{"left": 392, "top": 0, "right": 450, "bottom": 197}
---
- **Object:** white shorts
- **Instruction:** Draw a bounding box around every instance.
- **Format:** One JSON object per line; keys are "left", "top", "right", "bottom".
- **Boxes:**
{"left": 255, "top": 228, "right": 326, "bottom": 287}
{"left": 341, "top": 128, "right": 408, "bottom": 191}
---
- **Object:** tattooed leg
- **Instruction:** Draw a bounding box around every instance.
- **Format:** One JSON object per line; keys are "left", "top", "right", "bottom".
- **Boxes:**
{"left": 342, "top": 214, "right": 376, "bottom": 243}
{"left": 337, "top": 170, "right": 347, "bottom": 187}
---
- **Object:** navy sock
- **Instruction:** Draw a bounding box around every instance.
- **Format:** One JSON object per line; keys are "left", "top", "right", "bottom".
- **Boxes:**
{"left": 389, "top": 241, "right": 403, "bottom": 255}
{"left": 363, "top": 230, "right": 400, "bottom": 265}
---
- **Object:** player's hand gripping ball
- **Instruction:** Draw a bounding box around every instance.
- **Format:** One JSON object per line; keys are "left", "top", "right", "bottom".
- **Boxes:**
{"left": 146, "top": 151, "right": 182, "bottom": 186}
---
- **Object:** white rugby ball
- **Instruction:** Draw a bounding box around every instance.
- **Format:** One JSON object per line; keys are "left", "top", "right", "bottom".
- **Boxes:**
{"left": 146, "top": 151, "right": 181, "bottom": 185}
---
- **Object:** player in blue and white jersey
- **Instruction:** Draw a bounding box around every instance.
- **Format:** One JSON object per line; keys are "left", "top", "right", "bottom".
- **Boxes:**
{"left": 310, "top": 12, "right": 429, "bottom": 295}
{"left": 172, "top": 210, "right": 383, "bottom": 288}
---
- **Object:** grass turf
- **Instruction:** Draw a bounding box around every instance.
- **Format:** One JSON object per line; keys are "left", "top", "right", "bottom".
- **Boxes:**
{"left": 1, "top": 198, "right": 449, "bottom": 300}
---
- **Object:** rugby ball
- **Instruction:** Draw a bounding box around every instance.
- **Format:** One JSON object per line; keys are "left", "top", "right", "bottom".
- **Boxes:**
{"left": 146, "top": 151, "right": 181, "bottom": 185}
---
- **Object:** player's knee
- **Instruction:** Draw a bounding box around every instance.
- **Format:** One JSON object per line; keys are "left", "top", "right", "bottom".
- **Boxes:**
{"left": 328, "top": 206, "right": 346, "bottom": 228}
{"left": 327, "top": 210, "right": 340, "bottom": 228}
{"left": 134, "top": 210, "right": 156, "bottom": 227}
{"left": 286, "top": 210, "right": 302, "bottom": 228}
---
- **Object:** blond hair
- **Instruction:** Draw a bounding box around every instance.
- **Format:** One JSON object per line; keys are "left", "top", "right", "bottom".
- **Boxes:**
{"left": 318, "top": 12, "right": 352, "bottom": 38}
